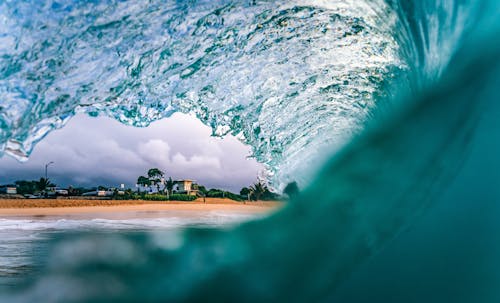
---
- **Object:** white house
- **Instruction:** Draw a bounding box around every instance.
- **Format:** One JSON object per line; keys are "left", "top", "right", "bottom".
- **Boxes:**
{"left": 0, "top": 186, "right": 17, "bottom": 194}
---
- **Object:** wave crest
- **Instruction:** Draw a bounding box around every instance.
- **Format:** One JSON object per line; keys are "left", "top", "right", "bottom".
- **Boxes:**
{"left": 0, "top": 0, "right": 404, "bottom": 189}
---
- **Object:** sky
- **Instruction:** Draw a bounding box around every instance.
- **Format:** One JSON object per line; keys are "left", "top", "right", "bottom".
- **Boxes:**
{"left": 0, "top": 113, "right": 263, "bottom": 192}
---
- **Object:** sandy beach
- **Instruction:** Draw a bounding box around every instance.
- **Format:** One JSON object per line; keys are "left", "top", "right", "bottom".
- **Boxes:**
{"left": 0, "top": 198, "right": 281, "bottom": 218}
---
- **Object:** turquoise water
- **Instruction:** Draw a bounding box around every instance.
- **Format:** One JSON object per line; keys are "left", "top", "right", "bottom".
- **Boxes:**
{"left": 1, "top": 0, "right": 500, "bottom": 302}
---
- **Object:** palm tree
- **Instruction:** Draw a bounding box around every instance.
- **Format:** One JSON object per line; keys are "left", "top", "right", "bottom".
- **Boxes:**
{"left": 37, "top": 177, "right": 55, "bottom": 197}
{"left": 37, "top": 177, "right": 54, "bottom": 192}
{"left": 249, "top": 181, "right": 268, "bottom": 201}
{"left": 147, "top": 168, "right": 164, "bottom": 193}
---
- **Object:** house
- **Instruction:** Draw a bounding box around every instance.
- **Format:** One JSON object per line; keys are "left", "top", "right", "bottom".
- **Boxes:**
{"left": 0, "top": 186, "right": 17, "bottom": 194}
{"left": 175, "top": 179, "right": 198, "bottom": 196}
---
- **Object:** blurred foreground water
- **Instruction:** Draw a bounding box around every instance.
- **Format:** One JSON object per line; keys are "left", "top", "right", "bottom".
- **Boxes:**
{"left": 0, "top": 211, "right": 262, "bottom": 292}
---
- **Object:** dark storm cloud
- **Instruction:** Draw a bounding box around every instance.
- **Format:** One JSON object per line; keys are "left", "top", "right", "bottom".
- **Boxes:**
{"left": 0, "top": 113, "right": 263, "bottom": 192}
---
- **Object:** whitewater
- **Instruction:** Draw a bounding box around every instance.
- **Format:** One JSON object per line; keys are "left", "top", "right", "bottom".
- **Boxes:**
{"left": 0, "top": 0, "right": 499, "bottom": 302}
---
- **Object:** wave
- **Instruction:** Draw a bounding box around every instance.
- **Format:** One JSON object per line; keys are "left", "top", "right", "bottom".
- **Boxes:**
{"left": 0, "top": 0, "right": 405, "bottom": 189}
{"left": 1, "top": 0, "right": 499, "bottom": 302}
{"left": 0, "top": 213, "right": 260, "bottom": 231}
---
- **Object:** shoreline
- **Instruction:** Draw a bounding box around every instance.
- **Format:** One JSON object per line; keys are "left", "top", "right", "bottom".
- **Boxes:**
{"left": 0, "top": 198, "right": 281, "bottom": 218}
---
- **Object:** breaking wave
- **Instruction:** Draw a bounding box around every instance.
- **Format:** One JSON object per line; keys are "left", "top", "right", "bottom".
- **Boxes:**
{"left": 0, "top": 0, "right": 499, "bottom": 302}
{"left": 0, "top": 0, "right": 406, "bottom": 189}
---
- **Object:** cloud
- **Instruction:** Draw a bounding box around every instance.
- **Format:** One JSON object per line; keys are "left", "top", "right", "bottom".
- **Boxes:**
{"left": 138, "top": 139, "right": 172, "bottom": 164}
{"left": 172, "top": 153, "right": 221, "bottom": 170}
{"left": 0, "top": 113, "right": 263, "bottom": 192}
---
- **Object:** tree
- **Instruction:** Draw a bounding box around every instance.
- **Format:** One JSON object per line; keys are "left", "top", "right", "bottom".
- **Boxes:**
{"left": 165, "top": 177, "right": 175, "bottom": 196}
{"left": 15, "top": 180, "right": 38, "bottom": 195}
{"left": 197, "top": 185, "right": 208, "bottom": 195}
{"left": 137, "top": 176, "right": 150, "bottom": 192}
{"left": 193, "top": 184, "right": 207, "bottom": 202}
{"left": 240, "top": 187, "right": 250, "bottom": 196}
{"left": 147, "top": 168, "right": 164, "bottom": 192}
{"left": 283, "top": 181, "right": 299, "bottom": 199}
{"left": 249, "top": 181, "right": 268, "bottom": 201}
{"left": 147, "top": 168, "right": 164, "bottom": 180}
{"left": 240, "top": 187, "right": 251, "bottom": 201}
{"left": 37, "top": 177, "right": 55, "bottom": 192}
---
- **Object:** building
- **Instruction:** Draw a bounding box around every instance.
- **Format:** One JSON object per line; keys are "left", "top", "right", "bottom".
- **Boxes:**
{"left": 0, "top": 186, "right": 17, "bottom": 194}
{"left": 175, "top": 179, "right": 198, "bottom": 196}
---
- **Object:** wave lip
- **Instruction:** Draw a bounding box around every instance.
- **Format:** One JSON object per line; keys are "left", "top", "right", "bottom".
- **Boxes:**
{"left": 0, "top": 0, "right": 405, "bottom": 189}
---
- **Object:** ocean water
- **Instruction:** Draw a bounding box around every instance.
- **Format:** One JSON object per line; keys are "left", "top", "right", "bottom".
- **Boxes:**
{"left": 0, "top": 0, "right": 499, "bottom": 302}
{"left": 0, "top": 211, "right": 261, "bottom": 292}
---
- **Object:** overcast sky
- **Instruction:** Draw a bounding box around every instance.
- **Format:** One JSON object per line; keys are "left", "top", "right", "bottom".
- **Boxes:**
{"left": 0, "top": 113, "right": 263, "bottom": 192}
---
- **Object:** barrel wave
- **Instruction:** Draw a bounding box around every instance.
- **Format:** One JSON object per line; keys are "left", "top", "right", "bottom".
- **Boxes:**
{"left": 1, "top": 0, "right": 500, "bottom": 302}
{"left": 0, "top": 0, "right": 405, "bottom": 189}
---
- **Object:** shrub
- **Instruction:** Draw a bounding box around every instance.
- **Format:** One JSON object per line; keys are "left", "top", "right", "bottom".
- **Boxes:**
{"left": 114, "top": 193, "right": 196, "bottom": 202}
{"left": 206, "top": 189, "right": 224, "bottom": 198}
{"left": 168, "top": 194, "right": 197, "bottom": 201}
{"left": 224, "top": 192, "right": 243, "bottom": 201}
{"left": 141, "top": 194, "right": 170, "bottom": 201}
{"left": 206, "top": 189, "right": 243, "bottom": 201}
{"left": 114, "top": 192, "right": 141, "bottom": 200}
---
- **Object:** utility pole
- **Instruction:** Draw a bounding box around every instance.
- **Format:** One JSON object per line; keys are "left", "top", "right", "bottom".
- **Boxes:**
{"left": 45, "top": 161, "right": 54, "bottom": 180}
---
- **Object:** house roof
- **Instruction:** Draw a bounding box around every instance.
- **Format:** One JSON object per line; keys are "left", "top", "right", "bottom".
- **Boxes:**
{"left": 175, "top": 179, "right": 195, "bottom": 182}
